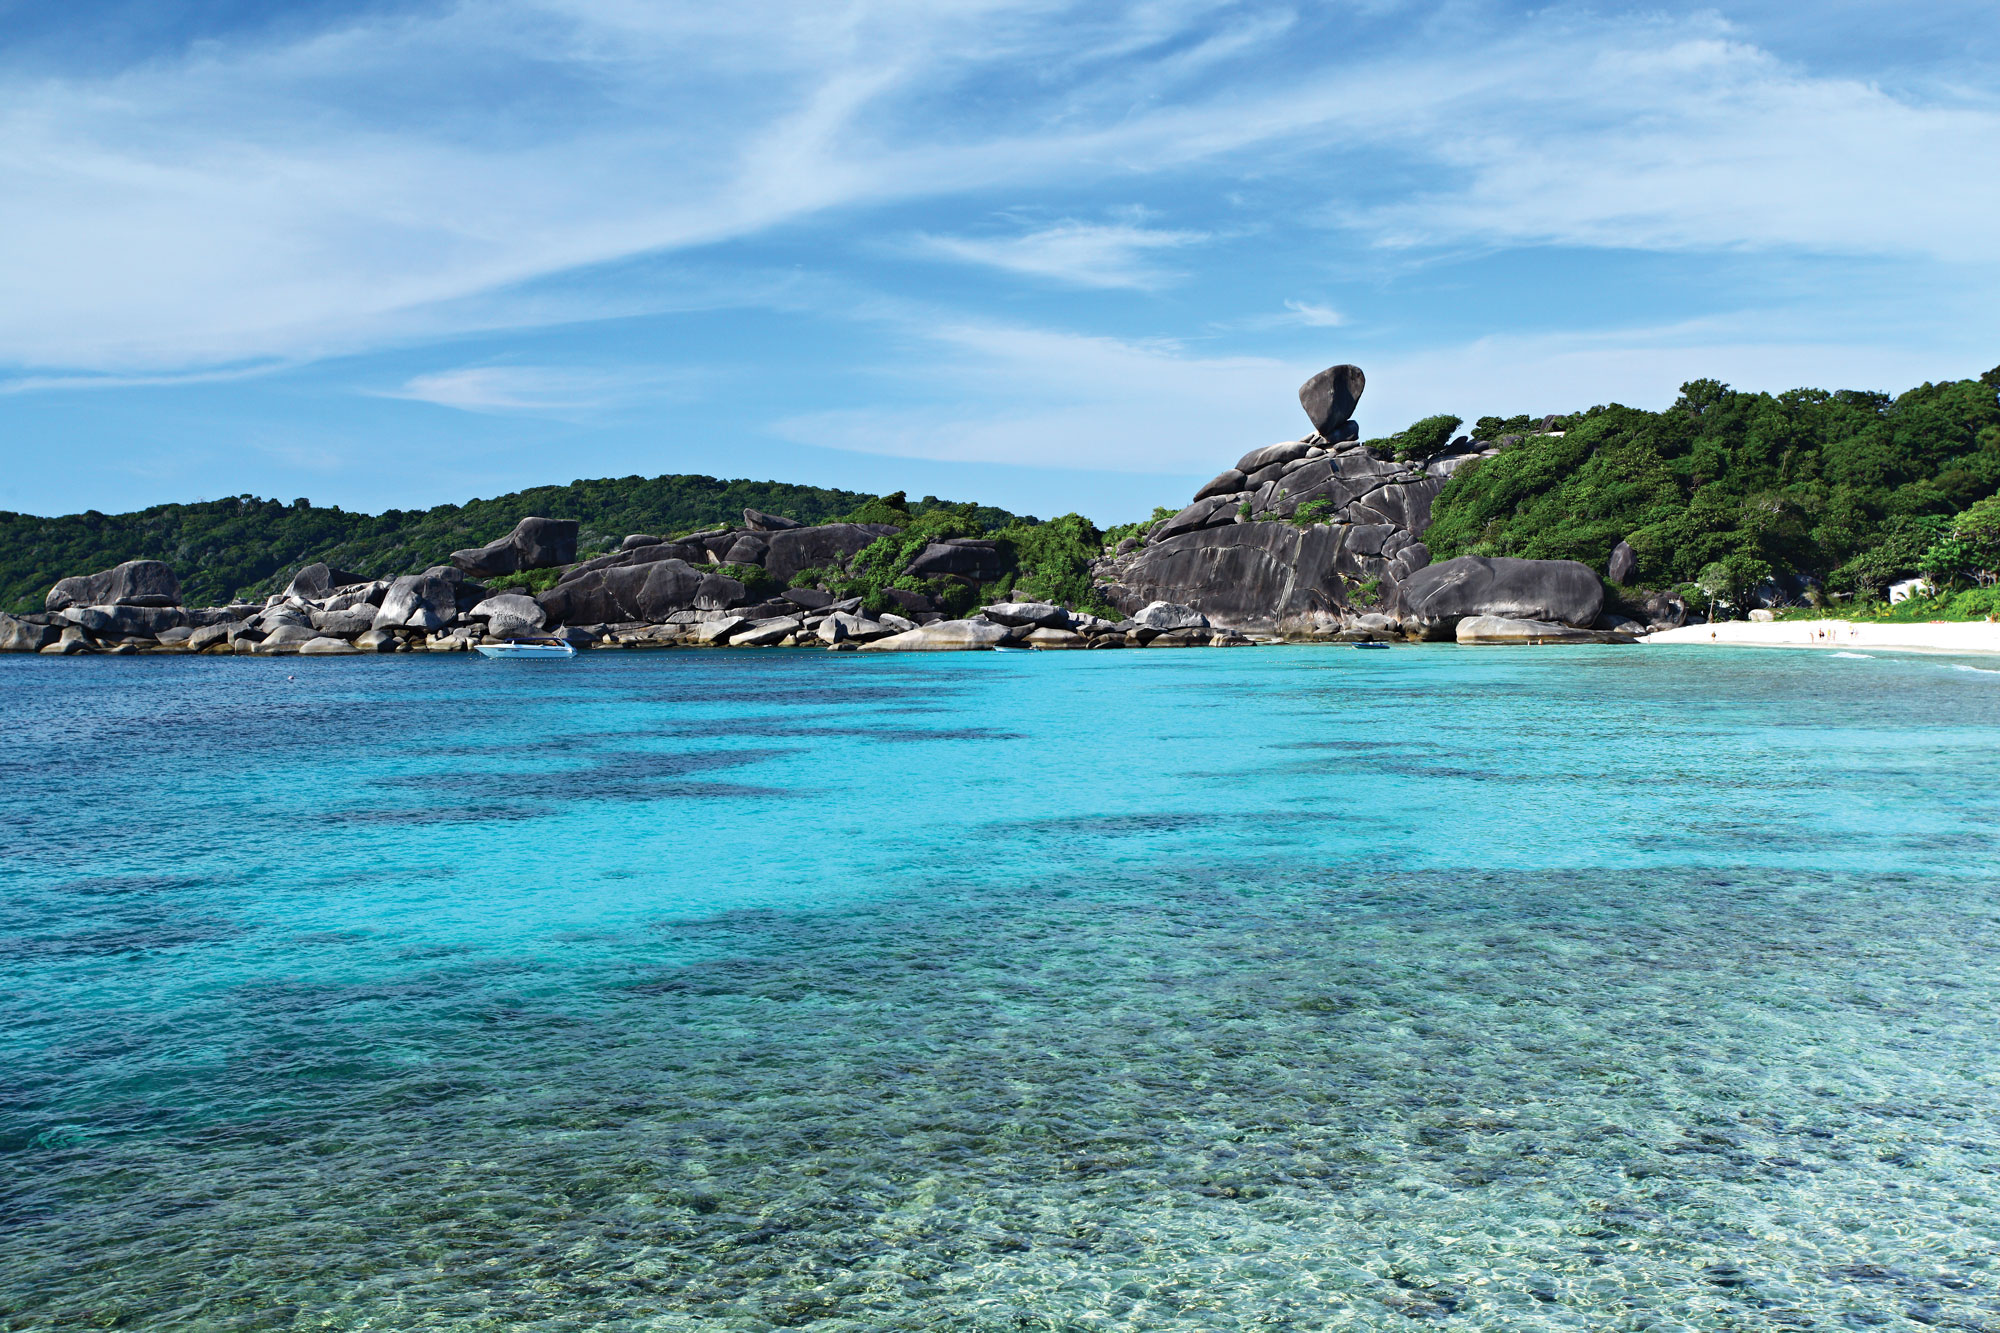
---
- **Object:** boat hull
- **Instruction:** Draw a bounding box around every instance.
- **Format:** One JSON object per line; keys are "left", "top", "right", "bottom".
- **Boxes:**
{"left": 474, "top": 642, "right": 577, "bottom": 659}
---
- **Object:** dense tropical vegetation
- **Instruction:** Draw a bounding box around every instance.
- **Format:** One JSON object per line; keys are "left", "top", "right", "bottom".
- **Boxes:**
{"left": 793, "top": 493, "right": 1117, "bottom": 618}
{"left": 1423, "top": 367, "right": 2000, "bottom": 610}
{"left": 0, "top": 475, "right": 1025, "bottom": 613}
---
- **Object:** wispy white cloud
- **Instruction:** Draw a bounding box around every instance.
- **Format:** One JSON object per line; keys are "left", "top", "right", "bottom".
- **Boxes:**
{"left": 1281, "top": 300, "right": 1345, "bottom": 327}
{"left": 1358, "top": 31, "right": 2000, "bottom": 261}
{"left": 0, "top": 363, "right": 287, "bottom": 395}
{"left": 0, "top": 0, "right": 1995, "bottom": 377}
{"left": 914, "top": 222, "right": 1209, "bottom": 289}
{"left": 379, "top": 365, "right": 681, "bottom": 415}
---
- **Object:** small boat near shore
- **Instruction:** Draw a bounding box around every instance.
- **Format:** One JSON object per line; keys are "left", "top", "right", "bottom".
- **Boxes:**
{"left": 474, "top": 639, "right": 577, "bottom": 660}
{"left": 1351, "top": 641, "right": 1390, "bottom": 650}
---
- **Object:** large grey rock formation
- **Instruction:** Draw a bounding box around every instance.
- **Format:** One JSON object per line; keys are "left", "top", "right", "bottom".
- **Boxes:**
{"left": 564, "top": 540, "right": 711, "bottom": 582}
{"left": 1396, "top": 556, "right": 1603, "bottom": 628}
{"left": 59, "top": 604, "right": 186, "bottom": 637}
{"left": 536, "top": 559, "right": 746, "bottom": 626}
{"left": 1099, "top": 523, "right": 1419, "bottom": 631}
{"left": 743, "top": 508, "right": 803, "bottom": 532}
{"left": 1608, "top": 540, "right": 1638, "bottom": 586}
{"left": 1131, "top": 601, "right": 1209, "bottom": 631}
{"left": 692, "top": 616, "right": 748, "bottom": 645}
{"left": 1455, "top": 615, "right": 1596, "bottom": 644}
{"left": 308, "top": 607, "right": 379, "bottom": 638}
{"left": 763, "top": 523, "right": 899, "bottom": 583}
{"left": 1094, "top": 437, "right": 1441, "bottom": 631}
{"left": 1193, "top": 469, "right": 1248, "bottom": 501}
{"left": 373, "top": 568, "right": 463, "bottom": 632}
{"left": 980, "top": 602, "right": 1070, "bottom": 628}
{"left": 730, "top": 616, "right": 803, "bottom": 646}
{"left": 903, "top": 539, "right": 1008, "bottom": 582}
{"left": 285, "top": 562, "right": 367, "bottom": 601}
{"left": 187, "top": 622, "right": 235, "bottom": 652}
{"left": 722, "top": 534, "right": 769, "bottom": 565}
{"left": 859, "top": 619, "right": 1011, "bottom": 651}
{"left": 469, "top": 593, "right": 547, "bottom": 639}
{"left": 47, "top": 560, "right": 181, "bottom": 611}
{"left": 0, "top": 616, "right": 58, "bottom": 652}
{"left": 1090, "top": 363, "right": 1610, "bottom": 636}
{"left": 817, "top": 612, "right": 894, "bottom": 644}
{"left": 1298, "top": 364, "right": 1365, "bottom": 437}
{"left": 47, "top": 626, "right": 97, "bottom": 654}
{"left": 450, "top": 517, "right": 579, "bottom": 577}
{"left": 257, "top": 623, "right": 319, "bottom": 652}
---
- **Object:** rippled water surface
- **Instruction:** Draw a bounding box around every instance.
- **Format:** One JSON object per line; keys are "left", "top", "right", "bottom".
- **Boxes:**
{"left": 4, "top": 644, "right": 2000, "bottom": 1331}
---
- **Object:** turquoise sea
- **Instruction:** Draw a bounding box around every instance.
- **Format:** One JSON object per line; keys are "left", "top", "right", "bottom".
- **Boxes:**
{"left": 4, "top": 644, "right": 2000, "bottom": 1331}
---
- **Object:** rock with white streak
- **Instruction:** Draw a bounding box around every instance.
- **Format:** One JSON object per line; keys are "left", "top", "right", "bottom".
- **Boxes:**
{"left": 857, "top": 619, "right": 1011, "bottom": 651}
{"left": 979, "top": 602, "right": 1071, "bottom": 629}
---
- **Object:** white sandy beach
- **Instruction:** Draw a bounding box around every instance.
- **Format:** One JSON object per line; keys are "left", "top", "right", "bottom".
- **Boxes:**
{"left": 1643, "top": 618, "right": 2000, "bottom": 655}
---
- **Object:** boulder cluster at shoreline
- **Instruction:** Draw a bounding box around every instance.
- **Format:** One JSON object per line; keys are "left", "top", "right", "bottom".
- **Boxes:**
{"left": 2, "top": 362, "right": 1716, "bottom": 658}
{"left": 0, "top": 547, "right": 1261, "bottom": 657}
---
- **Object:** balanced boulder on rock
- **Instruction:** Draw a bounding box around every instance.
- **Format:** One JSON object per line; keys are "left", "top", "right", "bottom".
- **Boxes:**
{"left": 1298, "top": 364, "right": 1365, "bottom": 437}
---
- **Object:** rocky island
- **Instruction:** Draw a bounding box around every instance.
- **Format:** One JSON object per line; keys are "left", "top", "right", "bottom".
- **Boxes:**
{"left": 0, "top": 363, "right": 1689, "bottom": 657}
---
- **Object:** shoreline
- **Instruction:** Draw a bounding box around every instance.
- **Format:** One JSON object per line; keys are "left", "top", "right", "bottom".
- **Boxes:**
{"left": 1642, "top": 618, "right": 2000, "bottom": 656}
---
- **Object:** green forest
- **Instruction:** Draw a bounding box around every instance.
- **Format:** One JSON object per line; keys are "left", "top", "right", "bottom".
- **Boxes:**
{"left": 1424, "top": 366, "right": 2000, "bottom": 610}
{"left": 0, "top": 475, "right": 1024, "bottom": 613}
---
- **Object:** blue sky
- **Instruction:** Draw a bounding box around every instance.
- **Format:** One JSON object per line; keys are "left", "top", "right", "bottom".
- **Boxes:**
{"left": 2, "top": 0, "right": 1996, "bottom": 524}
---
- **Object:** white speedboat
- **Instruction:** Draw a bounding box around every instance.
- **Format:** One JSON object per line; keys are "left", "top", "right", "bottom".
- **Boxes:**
{"left": 474, "top": 639, "right": 577, "bottom": 660}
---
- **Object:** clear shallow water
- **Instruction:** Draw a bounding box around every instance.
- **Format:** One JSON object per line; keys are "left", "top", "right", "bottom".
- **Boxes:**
{"left": 3, "top": 644, "right": 1999, "bottom": 1331}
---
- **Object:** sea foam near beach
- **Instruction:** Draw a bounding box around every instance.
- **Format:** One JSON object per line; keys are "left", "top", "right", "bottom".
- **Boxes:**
{"left": 4, "top": 644, "right": 2000, "bottom": 1330}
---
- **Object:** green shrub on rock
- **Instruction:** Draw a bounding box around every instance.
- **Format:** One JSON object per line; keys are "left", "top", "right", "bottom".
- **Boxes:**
{"left": 1378, "top": 415, "right": 1465, "bottom": 461}
{"left": 841, "top": 491, "right": 914, "bottom": 527}
{"left": 1290, "top": 498, "right": 1334, "bottom": 527}
{"left": 1102, "top": 507, "right": 1176, "bottom": 551}
{"left": 712, "top": 563, "right": 781, "bottom": 599}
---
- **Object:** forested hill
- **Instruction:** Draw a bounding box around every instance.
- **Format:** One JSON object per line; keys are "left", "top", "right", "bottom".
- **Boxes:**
{"left": 1424, "top": 367, "right": 2000, "bottom": 600}
{"left": 0, "top": 474, "right": 1023, "bottom": 613}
